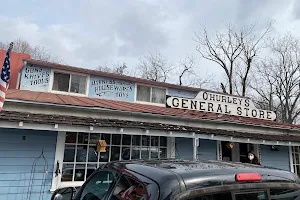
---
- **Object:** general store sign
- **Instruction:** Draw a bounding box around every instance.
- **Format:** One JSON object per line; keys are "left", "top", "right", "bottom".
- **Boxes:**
{"left": 166, "top": 91, "right": 276, "bottom": 121}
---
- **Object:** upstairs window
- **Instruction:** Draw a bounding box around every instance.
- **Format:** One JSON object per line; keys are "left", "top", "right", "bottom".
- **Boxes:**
{"left": 136, "top": 85, "right": 166, "bottom": 104}
{"left": 52, "top": 72, "right": 87, "bottom": 94}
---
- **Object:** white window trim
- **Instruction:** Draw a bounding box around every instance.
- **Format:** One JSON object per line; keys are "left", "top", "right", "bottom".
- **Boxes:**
{"left": 135, "top": 84, "right": 167, "bottom": 105}
{"left": 51, "top": 70, "right": 89, "bottom": 96}
{"left": 51, "top": 131, "right": 67, "bottom": 192}
{"left": 51, "top": 131, "right": 171, "bottom": 190}
{"left": 289, "top": 146, "right": 294, "bottom": 173}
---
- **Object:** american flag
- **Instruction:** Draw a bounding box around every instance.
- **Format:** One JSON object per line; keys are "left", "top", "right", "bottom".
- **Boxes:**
{"left": 0, "top": 42, "right": 14, "bottom": 111}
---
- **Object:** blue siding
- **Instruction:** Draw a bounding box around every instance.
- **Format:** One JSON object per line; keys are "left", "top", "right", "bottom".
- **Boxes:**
{"left": 175, "top": 138, "right": 193, "bottom": 159}
{"left": 198, "top": 139, "right": 217, "bottom": 160}
{"left": 0, "top": 128, "right": 57, "bottom": 200}
{"left": 260, "top": 145, "right": 290, "bottom": 171}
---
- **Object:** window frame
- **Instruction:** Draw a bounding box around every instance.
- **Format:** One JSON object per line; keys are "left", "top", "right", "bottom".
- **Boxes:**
{"left": 58, "top": 132, "right": 168, "bottom": 189}
{"left": 135, "top": 84, "right": 167, "bottom": 106}
{"left": 51, "top": 69, "right": 89, "bottom": 96}
{"left": 291, "top": 146, "right": 300, "bottom": 175}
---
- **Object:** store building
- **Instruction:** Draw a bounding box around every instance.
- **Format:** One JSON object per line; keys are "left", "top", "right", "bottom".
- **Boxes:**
{"left": 1, "top": 57, "right": 300, "bottom": 199}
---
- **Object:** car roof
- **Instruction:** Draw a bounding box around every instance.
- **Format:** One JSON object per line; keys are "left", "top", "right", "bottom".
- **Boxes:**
{"left": 104, "top": 159, "right": 299, "bottom": 190}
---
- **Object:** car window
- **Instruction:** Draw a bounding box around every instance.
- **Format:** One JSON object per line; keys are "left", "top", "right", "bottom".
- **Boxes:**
{"left": 79, "top": 170, "right": 116, "bottom": 200}
{"left": 187, "top": 189, "right": 300, "bottom": 200}
{"left": 110, "top": 175, "right": 150, "bottom": 200}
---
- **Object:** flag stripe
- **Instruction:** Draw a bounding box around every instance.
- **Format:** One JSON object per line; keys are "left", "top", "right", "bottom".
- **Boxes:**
{"left": 0, "top": 43, "right": 12, "bottom": 111}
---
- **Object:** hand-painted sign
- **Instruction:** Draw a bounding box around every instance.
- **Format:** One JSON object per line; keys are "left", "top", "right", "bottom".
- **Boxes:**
{"left": 166, "top": 91, "right": 276, "bottom": 121}
{"left": 20, "top": 65, "right": 51, "bottom": 92}
{"left": 88, "top": 76, "right": 135, "bottom": 102}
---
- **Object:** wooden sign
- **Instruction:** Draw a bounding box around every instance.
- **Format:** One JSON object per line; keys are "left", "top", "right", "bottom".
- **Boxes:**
{"left": 97, "top": 140, "right": 107, "bottom": 152}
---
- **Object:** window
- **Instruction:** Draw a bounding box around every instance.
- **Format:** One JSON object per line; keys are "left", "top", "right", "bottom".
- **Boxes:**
{"left": 79, "top": 170, "right": 117, "bottom": 200}
{"left": 136, "top": 85, "right": 166, "bottom": 104}
{"left": 291, "top": 146, "right": 300, "bottom": 175}
{"left": 52, "top": 72, "right": 86, "bottom": 94}
{"left": 111, "top": 175, "right": 150, "bottom": 200}
{"left": 62, "top": 132, "right": 168, "bottom": 182}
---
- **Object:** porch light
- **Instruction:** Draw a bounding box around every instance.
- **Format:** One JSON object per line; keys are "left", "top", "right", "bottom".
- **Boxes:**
{"left": 145, "top": 130, "right": 149, "bottom": 134}
{"left": 89, "top": 126, "right": 94, "bottom": 131}
{"left": 54, "top": 124, "right": 59, "bottom": 129}
{"left": 19, "top": 121, "right": 23, "bottom": 127}
{"left": 169, "top": 131, "right": 173, "bottom": 135}
{"left": 211, "top": 134, "right": 214, "bottom": 138}
{"left": 120, "top": 128, "right": 124, "bottom": 132}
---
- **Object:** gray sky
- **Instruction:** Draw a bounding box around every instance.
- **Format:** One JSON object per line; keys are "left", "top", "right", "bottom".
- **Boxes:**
{"left": 1, "top": 0, "right": 298, "bottom": 86}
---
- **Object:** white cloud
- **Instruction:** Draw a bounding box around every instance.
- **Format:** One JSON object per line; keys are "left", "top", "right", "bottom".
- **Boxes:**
{"left": 1, "top": 0, "right": 300, "bottom": 86}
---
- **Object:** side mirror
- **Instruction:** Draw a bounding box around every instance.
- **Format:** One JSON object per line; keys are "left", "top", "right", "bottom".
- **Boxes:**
{"left": 51, "top": 187, "right": 74, "bottom": 200}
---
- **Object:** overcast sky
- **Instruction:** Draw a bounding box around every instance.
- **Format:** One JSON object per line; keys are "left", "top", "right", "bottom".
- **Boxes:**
{"left": 1, "top": 0, "right": 299, "bottom": 86}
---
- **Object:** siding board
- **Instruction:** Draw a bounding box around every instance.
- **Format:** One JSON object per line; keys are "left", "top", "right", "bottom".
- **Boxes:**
{"left": 260, "top": 145, "right": 290, "bottom": 171}
{"left": 0, "top": 128, "right": 57, "bottom": 200}
{"left": 198, "top": 139, "right": 217, "bottom": 160}
{"left": 175, "top": 138, "right": 193, "bottom": 159}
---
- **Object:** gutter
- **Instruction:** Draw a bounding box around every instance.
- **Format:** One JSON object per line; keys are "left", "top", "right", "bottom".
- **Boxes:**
{"left": 5, "top": 98, "right": 300, "bottom": 133}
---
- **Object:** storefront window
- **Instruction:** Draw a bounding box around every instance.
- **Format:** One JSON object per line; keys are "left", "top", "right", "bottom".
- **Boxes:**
{"left": 62, "top": 132, "right": 168, "bottom": 182}
{"left": 291, "top": 146, "right": 300, "bottom": 175}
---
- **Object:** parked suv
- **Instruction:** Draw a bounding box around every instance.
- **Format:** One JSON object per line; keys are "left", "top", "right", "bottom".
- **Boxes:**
{"left": 52, "top": 159, "right": 300, "bottom": 200}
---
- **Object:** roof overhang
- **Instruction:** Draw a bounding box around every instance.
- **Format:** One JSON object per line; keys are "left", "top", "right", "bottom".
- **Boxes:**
{"left": 1, "top": 99, "right": 300, "bottom": 146}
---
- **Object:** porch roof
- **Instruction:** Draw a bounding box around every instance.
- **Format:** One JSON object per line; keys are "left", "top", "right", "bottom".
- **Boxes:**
{"left": 0, "top": 110, "right": 300, "bottom": 145}
{"left": 5, "top": 89, "right": 300, "bottom": 131}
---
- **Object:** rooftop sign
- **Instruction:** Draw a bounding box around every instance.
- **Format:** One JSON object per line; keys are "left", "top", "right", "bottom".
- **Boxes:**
{"left": 166, "top": 91, "right": 276, "bottom": 121}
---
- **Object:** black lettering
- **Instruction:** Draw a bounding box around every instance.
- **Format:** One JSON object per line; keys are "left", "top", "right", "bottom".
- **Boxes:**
{"left": 202, "top": 92, "right": 208, "bottom": 100}
{"left": 221, "top": 96, "right": 226, "bottom": 103}
{"left": 24, "top": 74, "right": 29, "bottom": 79}
{"left": 252, "top": 109, "right": 257, "bottom": 117}
{"left": 216, "top": 104, "right": 222, "bottom": 113}
{"left": 208, "top": 103, "right": 214, "bottom": 112}
{"left": 216, "top": 95, "right": 221, "bottom": 102}
{"left": 237, "top": 107, "right": 242, "bottom": 115}
{"left": 227, "top": 97, "right": 232, "bottom": 103}
{"left": 199, "top": 101, "right": 205, "bottom": 111}
{"left": 259, "top": 110, "right": 265, "bottom": 119}
{"left": 232, "top": 98, "right": 237, "bottom": 104}
{"left": 95, "top": 86, "right": 100, "bottom": 93}
{"left": 209, "top": 94, "right": 215, "bottom": 101}
{"left": 225, "top": 105, "right": 230, "bottom": 114}
{"left": 267, "top": 111, "right": 272, "bottom": 119}
{"left": 237, "top": 99, "right": 243, "bottom": 105}
{"left": 45, "top": 78, "right": 49, "bottom": 84}
{"left": 30, "top": 80, "right": 34, "bottom": 85}
{"left": 190, "top": 100, "right": 197, "bottom": 110}
{"left": 181, "top": 99, "right": 189, "bottom": 109}
{"left": 172, "top": 98, "right": 179, "bottom": 107}
{"left": 25, "top": 67, "right": 30, "bottom": 73}
{"left": 245, "top": 99, "right": 250, "bottom": 107}
{"left": 244, "top": 108, "right": 250, "bottom": 116}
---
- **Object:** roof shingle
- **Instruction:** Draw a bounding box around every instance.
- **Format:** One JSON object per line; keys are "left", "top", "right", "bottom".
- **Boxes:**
{"left": 5, "top": 89, "right": 300, "bottom": 130}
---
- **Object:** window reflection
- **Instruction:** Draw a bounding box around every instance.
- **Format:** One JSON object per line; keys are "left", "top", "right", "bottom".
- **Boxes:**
{"left": 62, "top": 133, "right": 168, "bottom": 182}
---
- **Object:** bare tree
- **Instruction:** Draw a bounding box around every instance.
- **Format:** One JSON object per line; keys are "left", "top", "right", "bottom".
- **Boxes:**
{"left": 137, "top": 51, "right": 171, "bottom": 82}
{"left": 0, "top": 38, "right": 63, "bottom": 63}
{"left": 251, "top": 33, "right": 300, "bottom": 124}
{"left": 195, "top": 23, "right": 272, "bottom": 96}
{"left": 195, "top": 23, "right": 243, "bottom": 94}
{"left": 177, "top": 56, "right": 196, "bottom": 86}
{"left": 236, "top": 23, "right": 273, "bottom": 96}
{"left": 97, "top": 62, "right": 128, "bottom": 75}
